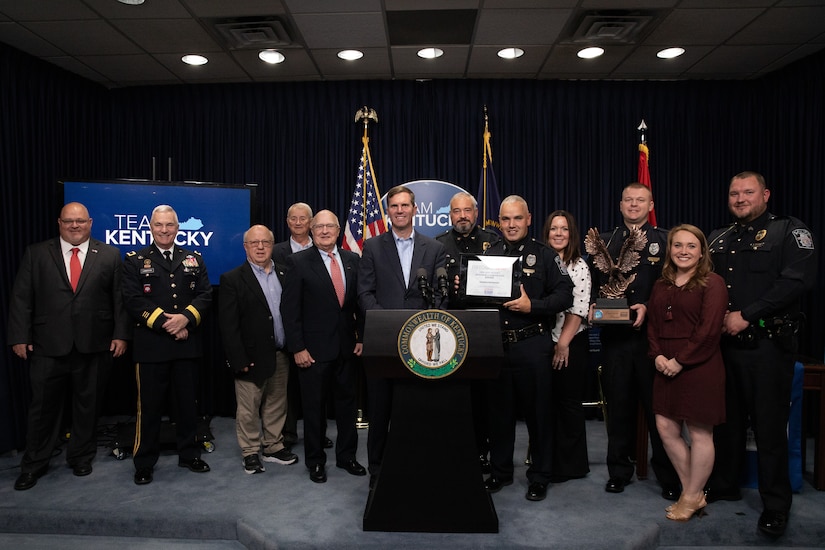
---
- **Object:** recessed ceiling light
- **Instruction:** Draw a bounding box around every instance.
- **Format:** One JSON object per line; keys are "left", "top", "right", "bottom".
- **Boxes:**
{"left": 338, "top": 50, "right": 364, "bottom": 61}
{"left": 577, "top": 47, "right": 604, "bottom": 59}
{"left": 259, "top": 50, "right": 285, "bottom": 64}
{"left": 497, "top": 48, "right": 524, "bottom": 60}
{"left": 417, "top": 47, "right": 444, "bottom": 59}
{"left": 181, "top": 54, "right": 208, "bottom": 66}
{"left": 657, "top": 47, "right": 685, "bottom": 59}
{"left": 117, "top": 0, "right": 145, "bottom": 4}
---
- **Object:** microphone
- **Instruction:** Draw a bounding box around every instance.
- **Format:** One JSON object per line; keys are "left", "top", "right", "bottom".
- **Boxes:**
{"left": 416, "top": 268, "right": 429, "bottom": 294}
{"left": 436, "top": 267, "right": 449, "bottom": 297}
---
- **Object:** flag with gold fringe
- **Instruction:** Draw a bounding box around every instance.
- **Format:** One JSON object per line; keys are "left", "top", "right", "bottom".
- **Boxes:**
{"left": 343, "top": 131, "right": 387, "bottom": 254}
{"left": 477, "top": 109, "right": 502, "bottom": 236}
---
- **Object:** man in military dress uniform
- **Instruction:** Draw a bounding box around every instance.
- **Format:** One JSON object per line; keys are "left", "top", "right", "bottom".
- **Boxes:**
{"left": 707, "top": 171, "right": 817, "bottom": 538}
{"left": 435, "top": 191, "right": 498, "bottom": 472}
{"left": 589, "top": 182, "right": 680, "bottom": 499}
{"left": 481, "top": 195, "right": 573, "bottom": 502}
{"left": 122, "top": 204, "right": 213, "bottom": 485}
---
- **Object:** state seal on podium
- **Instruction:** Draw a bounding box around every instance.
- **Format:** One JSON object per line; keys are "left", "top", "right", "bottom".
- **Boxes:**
{"left": 397, "top": 309, "right": 468, "bottom": 379}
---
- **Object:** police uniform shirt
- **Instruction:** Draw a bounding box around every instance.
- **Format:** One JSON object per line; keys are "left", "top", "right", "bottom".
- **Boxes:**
{"left": 589, "top": 222, "right": 668, "bottom": 306}
{"left": 436, "top": 226, "right": 499, "bottom": 305}
{"left": 708, "top": 210, "right": 816, "bottom": 324}
{"left": 484, "top": 237, "right": 574, "bottom": 331}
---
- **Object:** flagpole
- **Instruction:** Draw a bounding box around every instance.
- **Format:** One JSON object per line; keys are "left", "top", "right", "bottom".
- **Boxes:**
{"left": 355, "top": 106, "right": 378, "bottom": 241}
{"left": 481, "top": 106, "right": 490, "bottom": 229}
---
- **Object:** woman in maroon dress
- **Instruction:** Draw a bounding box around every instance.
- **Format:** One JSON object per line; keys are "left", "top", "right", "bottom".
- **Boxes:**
{"left": 647, "top": 224, "right": 728, "bottom": 521}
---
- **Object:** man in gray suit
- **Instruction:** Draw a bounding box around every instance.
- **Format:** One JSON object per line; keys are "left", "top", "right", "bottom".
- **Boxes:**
{"left": 8, "top": 202, "right": 129, "bottom": 490}
{"left": 357, "top": 185, "right": 447, "bottom": 479}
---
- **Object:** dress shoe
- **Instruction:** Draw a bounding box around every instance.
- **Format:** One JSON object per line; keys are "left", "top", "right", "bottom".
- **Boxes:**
{"left": 605, "top": 478, "right": 628, "bottom": 493}
{"left": 178, "top": 457, "right": 210, "bottom": 473}
{"left": 479, "top": 454, "right": 491, "bottom": 475}
{"left": 661, "top": 485, "right": 681, "bottom": 501}
{"left": 134, "top": 467, "right": 153, "bottom": 485}
{"left": 758, "top": 509, "right": 788, "bottom": 538}
{"left": 72, "top": 463, "right": 93, "bottom": 477}
{"left": 483, "top": 476, "right": 513, "bottom": 493}
{"left": 14, "top": 467, "right": 47, "bottom": 491}
{"left": 324, "top": 437, "right": 334, "bottom": 449}
{"left": 666, "top": 495, "right": 707, "bottom": 521}
{"left": 309, "top": 464, "right": 327, "bottom": 483}
{"left": 526, "top": 482, "right": 548, "bottom": 501}
{"left": 336, "top": 459, "right": 367, "bottom": 476}
{"left": 704, "top": 486, "right": 742, "bottom": 503}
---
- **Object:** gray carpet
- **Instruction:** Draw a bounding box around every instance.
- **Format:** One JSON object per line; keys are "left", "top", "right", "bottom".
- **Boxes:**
{"left": 1, "top": 416, "right": 824, "bottom": 549}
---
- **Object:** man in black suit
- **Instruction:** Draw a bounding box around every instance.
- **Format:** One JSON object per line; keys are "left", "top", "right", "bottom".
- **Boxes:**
{"left": 271, "top": 202, "right": 314, "bottom": 449}
{"left": 282, "top": 210, "right": 367, "bottom": 483}
{"left": 8, "top": 202, "right": 129, "bottom": 490}
{"left": 357, "top": 185, "right": 447, "bottom": 478}
{"left": 219, "top": 224, "right": 298, "bottom": 475}
{"left": 122, "top": 204, "right": 212, "bottom": 485}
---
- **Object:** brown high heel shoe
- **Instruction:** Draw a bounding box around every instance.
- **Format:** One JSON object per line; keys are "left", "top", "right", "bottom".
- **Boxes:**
{"left": 666, "top": 496, "right": 707, "bottom": 521}
{"left": 665, "top": 496, "right": 683, "bottom": 513}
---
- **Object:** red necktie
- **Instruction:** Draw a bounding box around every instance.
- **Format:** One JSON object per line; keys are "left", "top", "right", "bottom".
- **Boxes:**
{"left": 328, "top": 252, "right": 345, "bottom": 307}
{"left": 70, "top": 247, "right": 81, "bottom": 292}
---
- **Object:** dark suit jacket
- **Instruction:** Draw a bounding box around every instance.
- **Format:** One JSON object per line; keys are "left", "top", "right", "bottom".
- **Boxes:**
{"left": 7, "top": 237, "right": 130, "bottom": 356}
{"left": 281, "top": 246, "right": 364, "bottom": 362}
{"left": 218, "top": 261, "right": 286, "bottom": 384}
{"left": 357, "top": 231, "right": 447, "bottom": 311}
{"left": 122, "top": 246, "right": 212, "bottom": 362}
{"left": 271, "top": 240, "right": 293, "bottom": 266}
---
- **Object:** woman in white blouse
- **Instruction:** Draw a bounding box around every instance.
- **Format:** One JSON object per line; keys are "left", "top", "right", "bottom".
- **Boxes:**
{"left": 543, "top": 210, "right": 592, "bottom": 482}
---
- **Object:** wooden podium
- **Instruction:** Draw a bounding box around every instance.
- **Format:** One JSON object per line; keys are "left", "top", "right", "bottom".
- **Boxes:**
{"left": 361, "top": 309, "right": 503, "bottom": 533}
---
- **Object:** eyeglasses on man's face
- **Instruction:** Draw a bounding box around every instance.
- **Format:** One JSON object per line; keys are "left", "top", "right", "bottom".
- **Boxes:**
{"left": 244, "top": 239, "right": 274, "bottom": 247}
{"left": 312, "top": 223, "right": 339, "bottom": 231}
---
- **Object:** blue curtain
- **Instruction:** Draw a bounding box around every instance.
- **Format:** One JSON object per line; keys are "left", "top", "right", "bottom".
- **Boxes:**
{"left": 2, "top": 41, "right": 823, "bottom": 453}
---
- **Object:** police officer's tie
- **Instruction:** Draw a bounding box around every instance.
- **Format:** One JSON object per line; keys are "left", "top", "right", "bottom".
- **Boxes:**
{"left": 70, "top": 247, "right": 81, "bottom": 292}
{"left": 328, "top": 252, "right": 345, "bottom": 307}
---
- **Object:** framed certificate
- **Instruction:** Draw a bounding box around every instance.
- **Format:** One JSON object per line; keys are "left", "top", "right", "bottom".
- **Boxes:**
{"left": 458, "top": 253, "right": 521, "bottom": 306}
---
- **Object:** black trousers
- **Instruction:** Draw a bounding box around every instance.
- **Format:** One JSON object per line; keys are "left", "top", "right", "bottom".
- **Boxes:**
{"left": 133, "top": 358, "right": 200, "bottom": 469}
{"left": 487, "top": 333, "right": 554, "bottom": 485}
{"left": 299, "top": 356, "right": 358, "bottom": 467}
{"left": 600, "top": 327, "right": 678, "bottom": 486}
{"left": 21, "top": 348, "right": 109, "bottom": 473}
{"left": 551, "top": 330, "right": 590, "bottom": 479}
{"left": 710, "top": 338, "right": 794, "bottom": 512}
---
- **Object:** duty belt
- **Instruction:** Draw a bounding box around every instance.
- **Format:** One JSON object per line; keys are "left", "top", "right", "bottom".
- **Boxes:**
{"left": 502, "top": 323, "right": 545, "bottom": 344}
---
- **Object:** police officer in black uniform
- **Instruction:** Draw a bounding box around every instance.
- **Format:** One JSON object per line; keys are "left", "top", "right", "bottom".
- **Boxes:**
{"left": 590, "top": 182, "right": 680, "bottom": 499}
{"left": 122, "top": 205, "right": 213, "bottom": 485}
{"left": 481, "top": 195, "right": 573, "bottom": 502}
{"left": 435, "top": 191, "right": 498, "bottom": 471}
{"left": 706, "top": 171, "right": 816, "bottom": 538}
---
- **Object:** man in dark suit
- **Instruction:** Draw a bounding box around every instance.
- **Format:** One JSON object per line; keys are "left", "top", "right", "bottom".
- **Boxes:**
{"left": 282, "top": 210, "right": 367, "bottom": 483}
{"left": 122, "top": 204, "right": 212, "bottom": 485}
{"left": 8, "top": 202, "right": 129, "bottom": 490}
{"left": 357, "top": 185, "right": 447, "bottom": 479}
{"left": 219, "top": 224, "right": 298, "bottom": 475}
{"left": 271, "top": 202, "right": 315, "bottom": 449}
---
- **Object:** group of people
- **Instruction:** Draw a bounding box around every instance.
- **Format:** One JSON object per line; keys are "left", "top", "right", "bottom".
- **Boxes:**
{"left": 7, "top": 171, "right": 816, "bottom": 539}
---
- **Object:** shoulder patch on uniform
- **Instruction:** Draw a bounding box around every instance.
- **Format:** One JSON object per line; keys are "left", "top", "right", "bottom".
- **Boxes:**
{"left": 554, "top": 255, "right": 569, "bottom": 276}
{"left": 792, "top": 228, "right": 814, "bottom": 250}
{"left": 126, "top": 251, "right": 137, "bottom": 257}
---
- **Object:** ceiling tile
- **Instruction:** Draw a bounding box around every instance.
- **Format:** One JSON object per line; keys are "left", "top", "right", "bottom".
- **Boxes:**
{"left": 645, "top": 9, "right": 764, "bottom": 46}
{"left": 475, "top": 9, "right": 571, "bottom": 45}
{"left": 110, "top": 19, "right": 223, "bottom": 54}
{"left": 391, "top": 45, "right": 469, "bottom": 78}
{"left": 312, "top": 48, "right": 391, "bottom": 78}
{"left": 686, "top": 45, "right": 797, "bottom": 78}
{"left": 75, "top": 54, "right": 179, "bottom": 83}
{"left": 0, "top": 22, "right": 65, "bottom": 56}
{"left": 291, "top": 12, "right": 386, "bottom": 49}
{"left": 25, "top": 20, "right": 142, "bottom": 56}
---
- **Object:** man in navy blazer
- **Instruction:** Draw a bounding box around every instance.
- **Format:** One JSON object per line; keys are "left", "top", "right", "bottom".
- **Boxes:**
{"left": 8, "top": 202, "right": 129, "bottom": 490}
{"left": 357, "top": 185, "right": 447, "bottom": 478}
{"left": 219, "top": 224, "right": 298, "bottom": 475}
{"left": 282, "top": 210, "right": 367, "bottom": 483}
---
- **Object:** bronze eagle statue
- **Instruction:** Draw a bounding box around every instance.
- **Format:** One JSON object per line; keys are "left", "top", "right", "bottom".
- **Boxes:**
{"left": 584, "top": 227, "right": 647, "bottom": 299}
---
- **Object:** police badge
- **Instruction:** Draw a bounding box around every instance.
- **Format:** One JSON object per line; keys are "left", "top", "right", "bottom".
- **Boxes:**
{"left": 585, "top": 227, "right": 647, "bottom": 324}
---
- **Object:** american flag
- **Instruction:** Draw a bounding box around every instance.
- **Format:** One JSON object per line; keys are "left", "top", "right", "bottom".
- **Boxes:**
{"left": 342, "top": 141, "right": 387, "bottom": 254}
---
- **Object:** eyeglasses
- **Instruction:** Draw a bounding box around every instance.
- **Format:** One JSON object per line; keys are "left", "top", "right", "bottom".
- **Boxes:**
{"left": 244, "top": 240, "right": 274, "bottom": 247}
{"left": 59, "top": 218, "right": 90, "bottom": 225}
{"left": 311, "top": 223, "right": 339, "bottom": 231}
{"left": 287, "top": 216, "right": 309, "bottom": 223}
